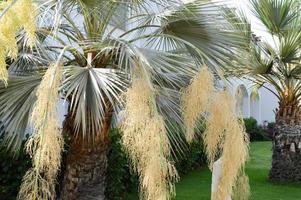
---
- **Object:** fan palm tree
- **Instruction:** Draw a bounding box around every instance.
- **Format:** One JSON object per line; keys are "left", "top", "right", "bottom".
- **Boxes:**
{"left": 225, "top": 0, "right": 301, "bottom": 182}
{"left": 228, "top": 0, "right": 301, "bottom": 125}
{"left": 0, "top": 0, "right": 247, "bottom": 199}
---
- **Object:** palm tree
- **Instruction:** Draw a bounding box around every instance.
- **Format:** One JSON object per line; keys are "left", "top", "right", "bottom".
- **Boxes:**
{"left": 226, "top": 0, "right": 301, "bottom": 181}
{"left": 0, "top": 0, "right": 247, "bottom": 199}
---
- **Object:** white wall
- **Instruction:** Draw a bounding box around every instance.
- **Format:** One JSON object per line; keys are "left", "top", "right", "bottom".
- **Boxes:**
{"left": 258, "top": 85, "right": 278, "bottom": 123}
{"left": 229, "top": 78, "right": 278, "bottom": 124}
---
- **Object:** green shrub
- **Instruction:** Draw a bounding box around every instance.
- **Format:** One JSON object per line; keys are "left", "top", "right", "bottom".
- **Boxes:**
{"left": 0, "top": 138, "right": 31, "bottom": 200}
{"left": 105, "top": 129, "right": 138, "bottom": 200}
{"left": 174, "top": 138, "right": 206, "bottom": 176}
{"left": 266, "top": 122, "right": 275, "bottom": 138}
{"left": 105, "top": 128, "right": 207, "bottom": 199}
{"left": 0, "top": 128, "right": 207, "bottom": 200}
{"left": 243, "top": 117, "right": 270, "bottom": 141}
{"left": 169, "top": 121, "right": 207, "bottom": 175}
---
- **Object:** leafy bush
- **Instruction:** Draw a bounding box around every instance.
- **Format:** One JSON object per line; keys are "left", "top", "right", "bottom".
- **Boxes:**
{"left": 0, "top": 128, "right": 207, "bottom": 200}
{"left": 266, "top": 122, "right": 275, "bottom": 139}
{"left": 0, "top": 138, "right": 31, "bottom": 200}
{"left": 105, "top": 129, "right": 138, "bottom": 200}
{"left": 169, "top": 121, "right": 207, "bottom": 175}
{"left": 105, "top": 128, "right": 207, "bottom": 199}
{"left": 0, "top": 130, "right": 136, "bottom": 200}
{"left": 243, "top": 117, "right": 270, "bottom": 141}
{"left": 174, "top": 136, "right": 207, "bottom": 176}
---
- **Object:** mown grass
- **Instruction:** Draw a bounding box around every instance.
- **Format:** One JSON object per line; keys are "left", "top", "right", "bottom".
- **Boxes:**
{"left": 126, "top": 141, "right": 301, "bottom": 200}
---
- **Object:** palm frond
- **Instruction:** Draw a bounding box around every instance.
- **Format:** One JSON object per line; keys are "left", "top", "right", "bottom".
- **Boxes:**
{"left": 8, "top": 35, "right": 51, "bottom": 74}
{"left": 0, "top": 75, "right": 42, "bottom": 152}
{"left": 157, "top": 1, "right": 249, "bottom": 72}
{"left": 250, "top": 0, "right": 299, "bottom": 36}
{"left": 290, "top": 64, "right": 301, "bottom": 79}
{"left": 136, "top": 47, "right": 197, "bottom": 89}
{"left": 278, "top": 30, "right": 301, "bottom": 63}
{"left": 156, "top": 87, "right": 187, "bottom": 157}
{"left": 62, "top": 65, "right": 128, "bottom": 141}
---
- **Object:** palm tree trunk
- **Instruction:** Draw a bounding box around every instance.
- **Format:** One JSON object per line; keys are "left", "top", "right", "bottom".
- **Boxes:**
{"left": 270, "top": 103, "right": 301, "bottom": 182}
{"left": 275, "top": 103, "right": 301, "bottom": 125}
{"left": 60, "top": 112, "right": 112, "bottom": 200}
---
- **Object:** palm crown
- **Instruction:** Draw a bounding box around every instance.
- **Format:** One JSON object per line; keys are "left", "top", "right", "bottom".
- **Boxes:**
{"left": 229, "top": 0, "right": 301, "bottom": 123}
{"left": 0, "top": 0, "right": 246, "bottom": 151}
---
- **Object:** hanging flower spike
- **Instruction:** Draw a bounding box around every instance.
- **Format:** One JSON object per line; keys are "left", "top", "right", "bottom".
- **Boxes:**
{"left": 182, "top": 66, "right": 214, "bottom": 143}
{"left": 15, "top": 0, "right": 38, "bottom": 48}
{"left": 121, "top": 78, "right": 178, "bottom": 200}
{"left": 204, "top": 91, "right": 249, "bottom": 200}
{"left": 18, "top": 62, "right": 64, "bottom": 200}
{"left": 203, "top": 91, "right": 231, "bottom": 169}
{"left": 183, "top": 67, "right": 250, "bottom": 200}
{"left": 0, "top": 0, "right": 37, "bottom": 83}
{"left": 0, "top": 48, "right": 8, "bottom": 85}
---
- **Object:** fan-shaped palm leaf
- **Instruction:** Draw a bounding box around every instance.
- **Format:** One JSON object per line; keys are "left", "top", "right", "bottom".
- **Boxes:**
{"left": 0, "top": 75, "right": 42, "bottom": 152}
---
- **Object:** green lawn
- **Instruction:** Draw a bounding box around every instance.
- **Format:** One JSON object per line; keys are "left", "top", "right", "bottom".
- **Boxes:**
{"left": 126, "top": 142, "right": 301, "bottom": 200}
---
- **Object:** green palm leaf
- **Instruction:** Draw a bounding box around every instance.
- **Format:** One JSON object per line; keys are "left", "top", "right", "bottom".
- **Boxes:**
{"left": 62, "top": 65, "right": 128, "bottom": 140}
{"left": 0, "top": 75, "right": 42, "bottom": 152}
{"left": 250, "top": 0, "right": 298, "bottom": 36}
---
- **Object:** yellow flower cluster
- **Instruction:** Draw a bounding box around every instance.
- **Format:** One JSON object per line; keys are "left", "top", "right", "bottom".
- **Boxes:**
{"left": 204, "top": 91, "right": 249, "bottom": 200}
{"left": 182, "top": 67, "right": 250, "bottom": 200}
{"left": 122, "top": 78, "right": 178, "bottom": 200}
{"left": 182, "top": 67, "right": 214, "bottom": 142}
{"left": 18, "top": 63, "right": 64, "bottom": 200}
{"left": 0, "top": 0, "right": 37, "bottom": 84}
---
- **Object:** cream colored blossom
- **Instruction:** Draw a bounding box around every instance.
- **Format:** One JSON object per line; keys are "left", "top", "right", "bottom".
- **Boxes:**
{"left": 182, "top": 66, "right": 214, "bottom": 142}
{"left": 0, "top": 0, "right": 37, "bottom": 83}
{"left": 18, "top": 63, "right": 64, "bottom": 200}
{"left": 182, "top": 68, "right": 249, "bottom": 200}
{"left": 121, "top": 78, "right": 178, "bottom": 200}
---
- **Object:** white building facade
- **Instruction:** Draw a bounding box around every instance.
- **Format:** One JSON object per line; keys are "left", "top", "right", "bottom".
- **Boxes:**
{"left": 230, "top": 78, "right": 278, "bottom": 124}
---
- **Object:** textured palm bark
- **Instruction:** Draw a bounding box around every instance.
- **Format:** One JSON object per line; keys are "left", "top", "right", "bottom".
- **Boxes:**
{"left": 60, "top": 112, "right": 112, "bottom": 200}
{"left": 270, "top": 103, "right": 301, "bottom": 182}
{"left": 275, "top": 104, "right": 301, "bottom": 125}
